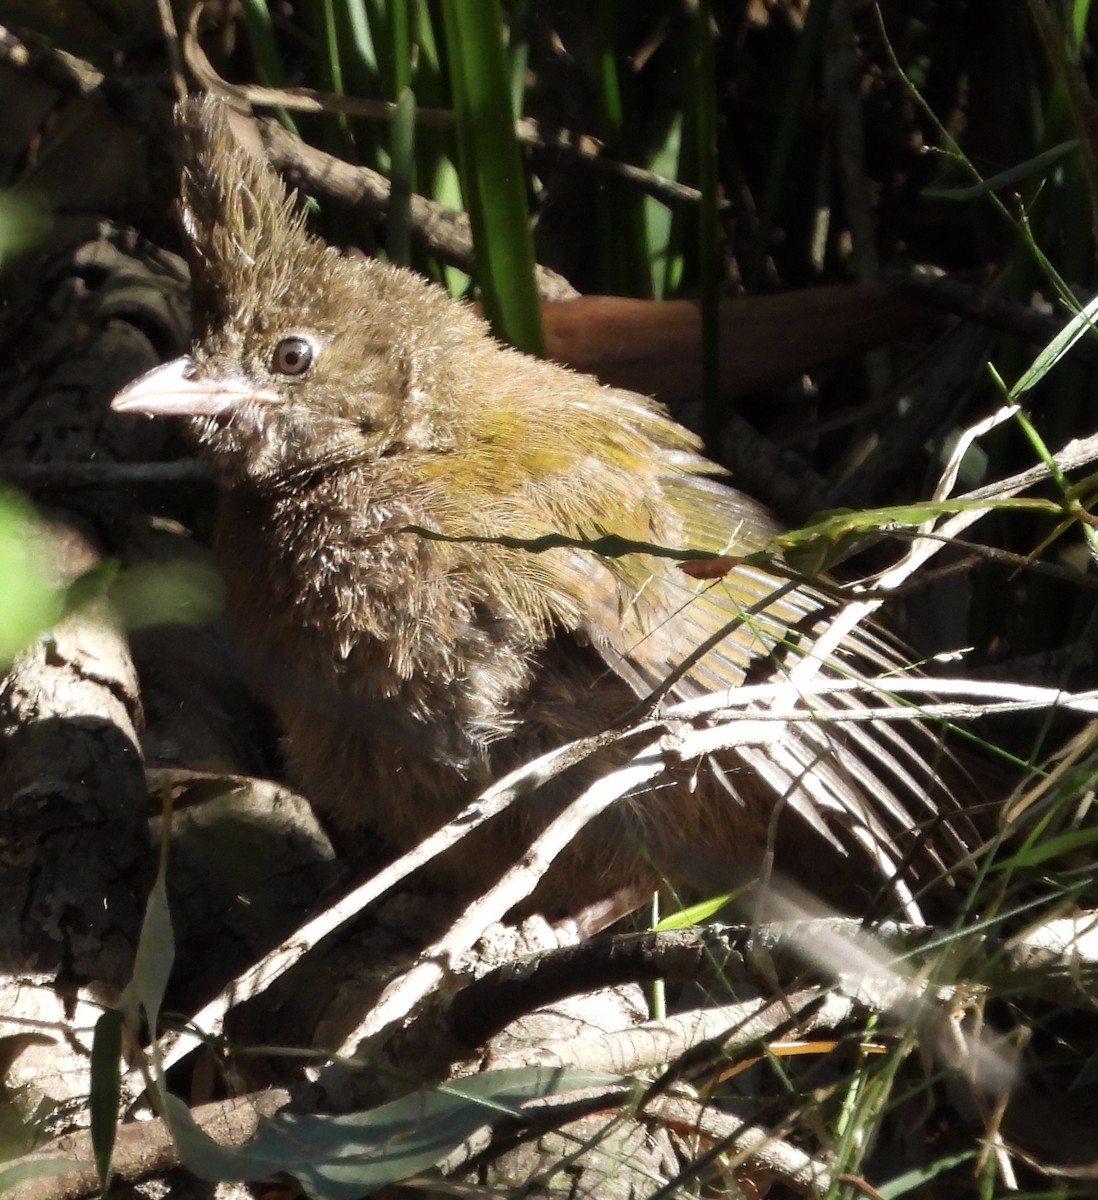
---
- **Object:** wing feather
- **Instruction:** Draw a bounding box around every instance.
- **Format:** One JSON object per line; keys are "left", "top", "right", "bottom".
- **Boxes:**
{"left": 564, "top": 467, "right": 977, "bottom": 913}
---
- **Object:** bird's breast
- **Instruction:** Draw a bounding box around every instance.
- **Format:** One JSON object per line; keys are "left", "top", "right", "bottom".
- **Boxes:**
{"left": 214, "top": 479, "right": 543, "bottom": 773}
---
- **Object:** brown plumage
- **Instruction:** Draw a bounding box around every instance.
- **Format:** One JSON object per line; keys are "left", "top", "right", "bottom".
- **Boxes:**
{"left": 113, "top": 97, "right": 976, "bottom": 923}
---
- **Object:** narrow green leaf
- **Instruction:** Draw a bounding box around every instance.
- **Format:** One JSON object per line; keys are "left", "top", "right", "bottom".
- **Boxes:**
{"left": 996, "top": 822, "right": 1098, "bottom": 870}
{"left": 387, "top": 0, "right": 412, "bottom": 94}
{"left": 593, "top": 1, "right": 649, "bottom": 296}
{"left": 772, "top": 496, "right": 1061, "bottom": 547}
{"left": 316, "top": 0, "right": 346, "bottom": 97}
{"left": 439, "top": 0, "right": 544, "bottom": 354}
{"left": 922, "top": 139, "right": 1080, "bottom": 201}
{"left": 388, "top": 87, "right": 417, "bottom": 267}
{"left": 691, "top": 0, "right": 721, "bottom": 447}
{"left": 239, "top": 0, "right": 299, "bottom": 133}
{"left": 239, "top": 0, "right": 283, "bottom": 85}
{"left": 654, "top": 893, "right": 736, "bottom": 930}
{"left": 507, "top": 0, "right": 533, "bottom": 119}
{"left": 309, "top": 0, "right": 354, "bottom": 159}
{"left": 156, "top": 1067, "right": 621, "bottom": 1197}
{"left": 123, "top": 871, "right": 175, "bottom": 1038}
{"left": 350, "top": 0, "right": 381, "bottom": 78}
{"left": 646, "top": 111, "right": 684, "bottom": 299}
{"left": 878, "top": 1150, "right": 977, "bottom": 1198}
{"left": 89, "top": 1010, "right": 123, "bottom": 1193}
{"left": 1011, "top": 290, "right": 1098, "bottom": 395}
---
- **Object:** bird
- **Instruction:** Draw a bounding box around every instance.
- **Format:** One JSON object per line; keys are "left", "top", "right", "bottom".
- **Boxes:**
{"left": 112, "top": 96, "right": 977, "bottom": 928}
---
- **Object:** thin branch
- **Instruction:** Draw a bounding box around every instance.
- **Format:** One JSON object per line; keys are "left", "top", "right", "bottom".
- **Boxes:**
{"left": 259, "top": 118, "right": 578, "bottom": 301}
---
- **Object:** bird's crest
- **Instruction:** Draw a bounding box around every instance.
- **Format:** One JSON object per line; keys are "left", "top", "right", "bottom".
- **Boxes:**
{"left": 174, "top": 95, "right": 317, "bottom": 327}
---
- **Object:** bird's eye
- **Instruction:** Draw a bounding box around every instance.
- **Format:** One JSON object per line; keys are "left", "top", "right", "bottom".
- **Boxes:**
{"left": 272, "top": 336, "right": 314, "bottom": 376}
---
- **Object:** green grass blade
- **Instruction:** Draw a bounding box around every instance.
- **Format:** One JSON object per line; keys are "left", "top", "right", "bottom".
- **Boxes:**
{"left": 647, "top": 111, "right": 684, "bottom": 299}
{"left": 439, "top": 0, "right": 544, "bottom": 354}
{"left": 593, "top": 3, "right": 651, "bottom": 296}
{"left": 239, "top": 0, "right": 300, "bottom": 133}
{"left": 238, "top": 0, "right": 283, "bottom": 86}
{"left": 388, "top": 86, "right": 417, "bottom": 267}
{"left": 692, "top": 0, "right": 720, "bottom": 447}
{"left": 89, "top": 1009, "right": 123, "bottom": 1193}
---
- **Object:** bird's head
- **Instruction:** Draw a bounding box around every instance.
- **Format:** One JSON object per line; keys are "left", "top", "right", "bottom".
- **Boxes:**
{"left": 113, "top": 96, "right": 480, "bottom": 484}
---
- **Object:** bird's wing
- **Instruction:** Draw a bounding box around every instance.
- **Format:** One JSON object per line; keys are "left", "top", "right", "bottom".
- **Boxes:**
{"left": 567, "top": 470, "right": 975, "bottom": 912}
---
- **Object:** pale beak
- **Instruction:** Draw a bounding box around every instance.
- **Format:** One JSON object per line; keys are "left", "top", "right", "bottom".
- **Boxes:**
{"left": 111, "top": 356, "right": 278, "bottom": 418}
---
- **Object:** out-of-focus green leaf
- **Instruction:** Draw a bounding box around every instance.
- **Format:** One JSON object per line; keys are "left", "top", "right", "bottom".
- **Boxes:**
{"left": 0, "top": 190, "right": 51, "bottom": 264}
{"left": 0, "top": 490, "right": 62, "bottom": 669}
{"left": 108, "top": 557, "right": 224, "bottom": 630}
